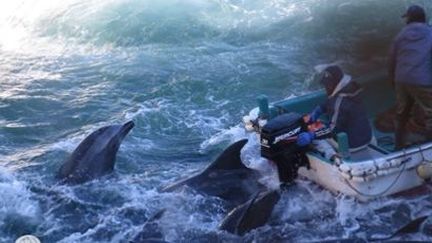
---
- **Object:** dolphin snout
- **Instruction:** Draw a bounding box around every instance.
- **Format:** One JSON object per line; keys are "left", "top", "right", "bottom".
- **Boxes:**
{"left": 122, "top": 121, "right": 135, "bottom": 133}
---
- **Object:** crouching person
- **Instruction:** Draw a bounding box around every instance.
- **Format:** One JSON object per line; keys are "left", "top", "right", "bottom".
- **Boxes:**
{"left": 296, "top": 65, "right": 374, "bottom": 161}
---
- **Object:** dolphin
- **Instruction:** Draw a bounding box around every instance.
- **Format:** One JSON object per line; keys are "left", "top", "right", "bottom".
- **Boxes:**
{"left": 368, "top": 215, "right": 428, "bottom": 241}
{"left": 163, "top": 139, "right": 283, "bottom": 235}
{"left": 131, "top": 209, "right": 168, "bottom": 243}
{"left": 162, "top": 139, "right": 263, "bottom": 206}
{"left": 56, "top": 121, "right": 135, "bottom": 184}
{"left": 219, "top": 189, "right": 281, "bottom": 235}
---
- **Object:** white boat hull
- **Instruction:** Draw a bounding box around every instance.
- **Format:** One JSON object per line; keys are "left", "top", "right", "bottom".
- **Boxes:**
{"left": 298, "top": 144, "right": 432, "bottom": 201}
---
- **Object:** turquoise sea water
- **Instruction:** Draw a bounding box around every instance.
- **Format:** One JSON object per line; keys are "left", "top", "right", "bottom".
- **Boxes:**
{"left": 1, "top": 0, "right": 432, "bottom": 242}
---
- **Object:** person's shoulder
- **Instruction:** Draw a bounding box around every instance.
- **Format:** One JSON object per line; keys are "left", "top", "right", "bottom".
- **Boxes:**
{"left": 342, "top": 81, "right": 362, "bottom": 93}
{"left": 395, "top": 26, "right": 409, "bottom": 40}
{"left": 349, "top": 80, "right": 361, "bottom": 88}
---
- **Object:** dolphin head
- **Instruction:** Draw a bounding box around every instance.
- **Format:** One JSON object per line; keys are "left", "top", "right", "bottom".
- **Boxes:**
{"left": 101, "top": 120, "right": 135, "bottom": 166}
{"left": 117, "top": 120, "right": 135, "bottom": 141}
{"left": 57, "top": 120, "right": 135, "bottom": 184}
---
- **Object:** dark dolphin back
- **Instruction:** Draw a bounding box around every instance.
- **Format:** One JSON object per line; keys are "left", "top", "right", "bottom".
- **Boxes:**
{"left": 161, "top": 139, "right": 261, "bottom": 205}
{"left": 56, "top": 126, "right": 112, "bottom": 180}
{"left": 162, "top": 139, "right": 249, "bottom": 191}
{"left": 131, "top": 209, "right": 167, "bottom": 243}
{"left": 219, "top": 190, "right": 281, "bottom": 235}
{"left": 368, "top": 215, "right": 429, "bottom": 241}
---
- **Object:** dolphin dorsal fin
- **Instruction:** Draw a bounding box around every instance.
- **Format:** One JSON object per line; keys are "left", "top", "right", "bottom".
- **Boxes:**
{"left": 204, "top": 139, "right": 248, "bottom": 172}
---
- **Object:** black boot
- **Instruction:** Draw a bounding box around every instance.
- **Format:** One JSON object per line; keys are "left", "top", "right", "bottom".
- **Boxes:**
{"left": 394, "top": 122, "right": 406, "bottom": 150}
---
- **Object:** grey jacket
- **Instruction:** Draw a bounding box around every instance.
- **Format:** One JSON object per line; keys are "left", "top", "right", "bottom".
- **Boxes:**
{"left": 318, "top": 81, "right": 373, "bottom": 150}
{"left": 389, "top": 23, "right": 432, "bottom": 86}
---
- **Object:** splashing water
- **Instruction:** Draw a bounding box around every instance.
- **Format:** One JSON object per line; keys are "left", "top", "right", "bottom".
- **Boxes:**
{"left": 1, "top": 0, "right": 432, "bottom": 242}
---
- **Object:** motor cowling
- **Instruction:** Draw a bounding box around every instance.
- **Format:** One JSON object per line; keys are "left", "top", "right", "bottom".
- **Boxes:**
{"left": 260, "top": 113, "right": 309, "bottom": 184}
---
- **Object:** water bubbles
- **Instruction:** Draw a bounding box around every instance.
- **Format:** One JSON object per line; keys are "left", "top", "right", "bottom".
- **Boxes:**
{"left": 199, "top": 125, "right": 247, "bottom": 152}
{"left": 0, "top": 168, "right": 41, "bottom": 242}
{"left": 240, "top": 133, "right": 280, "bottom": 190}
{"left": 2, "top": 0, "right": 432, "bottom": 241}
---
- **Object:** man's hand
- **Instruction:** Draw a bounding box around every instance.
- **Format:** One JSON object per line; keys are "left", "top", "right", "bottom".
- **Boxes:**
{"left": 308, "top": 106, "right": 323, "bottom": 124}
{"left": 296, "top": 132, "right": 315, "bottom": 146}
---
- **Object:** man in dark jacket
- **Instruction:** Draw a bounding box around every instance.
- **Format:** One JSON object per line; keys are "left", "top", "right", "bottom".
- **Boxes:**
{"left": 296, "top": 65, "right": 373, "bottom": 160}
{"left": 389, "top": 5, "right": 432, "bottom": 149}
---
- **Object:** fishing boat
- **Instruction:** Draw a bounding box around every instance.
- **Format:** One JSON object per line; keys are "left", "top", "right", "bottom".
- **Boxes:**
{"left": 242, "top": 72, "right": 432, "bottom": 201}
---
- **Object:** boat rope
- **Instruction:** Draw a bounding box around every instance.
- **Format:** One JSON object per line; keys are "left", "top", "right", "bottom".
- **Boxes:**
{"left": 419, "top": 146, "right": 426, "bottom": 162}
{"left": 343, "top": 150, "right": 408, "bottom": 198}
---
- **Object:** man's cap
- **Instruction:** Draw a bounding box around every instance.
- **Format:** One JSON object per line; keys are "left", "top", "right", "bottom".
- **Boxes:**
{"left": 320, "top": 65, "right": 343, "bottom": 87}
{"left": 402, "top": 5, "right": 426, "bottom": 19}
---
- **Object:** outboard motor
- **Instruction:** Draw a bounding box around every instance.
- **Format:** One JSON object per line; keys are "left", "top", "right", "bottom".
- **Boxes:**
{"left": 260, "top": 113, "right": 309, "bottom": 184}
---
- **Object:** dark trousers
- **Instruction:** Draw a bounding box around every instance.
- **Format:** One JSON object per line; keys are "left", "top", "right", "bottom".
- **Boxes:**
{"left": 395, "top": 83, "right": 432, "bottom": 148}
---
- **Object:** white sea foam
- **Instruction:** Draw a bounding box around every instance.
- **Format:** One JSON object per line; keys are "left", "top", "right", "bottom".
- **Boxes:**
{"left": 51, "top": 174, "right": 225, "bottom": 242}
{"left": 2, "top": 0, "right": 432, "bottom": 241}
{"left": 240, "top": 133, "right": 279, "bottom": 190}
{"left": 199, "top": 124, "right": 247, "bottom": 152}
{"left": 0, "top": 167, "right": 40, "bottom": 227}
{"left": 123, "top": 98, "right": 168, "bottom": 121}
{"left": 277, "top": 179, "right": 334, "bottom": 222}
{"left": 334, "top": 195, "right": 362, "bottom": 235}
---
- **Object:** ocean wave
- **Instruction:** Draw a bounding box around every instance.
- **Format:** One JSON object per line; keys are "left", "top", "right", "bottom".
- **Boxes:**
{"left": 3, "top": 0, "right": 432, "bottom": 242}
{"left": 1, "top": 0, "right": 423, "bottom": 50}
{"left": 0, "top": 167, "right": 40, "bottom": 242}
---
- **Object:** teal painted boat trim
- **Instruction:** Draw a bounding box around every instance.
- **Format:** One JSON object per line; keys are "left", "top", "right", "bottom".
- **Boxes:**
{"left": 257, "top": 95, "right": 270, "bottom": 119}
{"left": 273, "top": 90, "right": 326, "bottom": 117}
{"left": 337, "top": 132, "right": 350, "bottom": 160}
{"left": 258, "top": 71, "right": 394, "bottom": 120}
